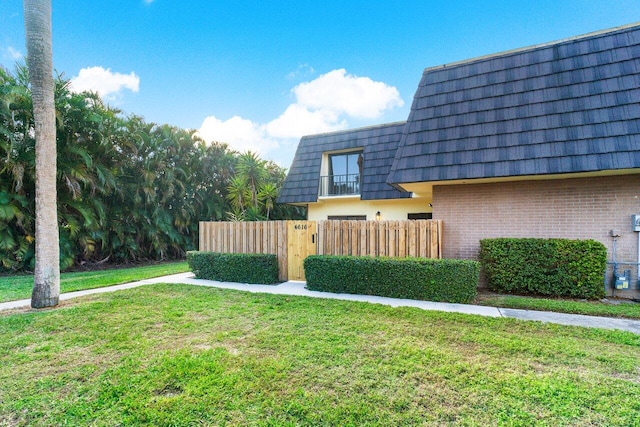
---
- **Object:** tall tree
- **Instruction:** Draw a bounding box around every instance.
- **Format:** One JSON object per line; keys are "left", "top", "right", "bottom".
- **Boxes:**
{"left": 258, "top": 183, "right": 278, "bottom": 220}
{"left": 236, "top": 151, "right": 267, "bottom": 209}
{"left": 24, "top": 0, "right": 59, "bottom": 308}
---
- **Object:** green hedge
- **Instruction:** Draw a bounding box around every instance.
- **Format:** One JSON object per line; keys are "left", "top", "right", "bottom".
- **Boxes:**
{"left": 304, "top": 256, "right": 479, "bottom": 303}
{"left": 479, "top": 238, "right": 607, "bottom": 299}
{"left": 187, "top": 251, "right": 279, "bottom": 284}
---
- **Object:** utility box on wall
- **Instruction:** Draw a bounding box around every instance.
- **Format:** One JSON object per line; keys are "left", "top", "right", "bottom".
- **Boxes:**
{"left": 614, "top": 270, "right": 631, "bottom": 290}
{"left": 633, "top": 214, "right": 640, "bottom": 232}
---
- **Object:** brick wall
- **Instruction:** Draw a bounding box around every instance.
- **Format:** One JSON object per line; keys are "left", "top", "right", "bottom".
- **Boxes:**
{"left": 432, "top": 174, "right": 640, "bottom": 297}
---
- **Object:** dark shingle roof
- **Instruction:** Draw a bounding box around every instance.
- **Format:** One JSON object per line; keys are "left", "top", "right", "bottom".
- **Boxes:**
{"left": 278, "top": 122, "right": 411, "bottom": 204}
{"left": 388, "top": 23, "right": 640, "bottom": 186}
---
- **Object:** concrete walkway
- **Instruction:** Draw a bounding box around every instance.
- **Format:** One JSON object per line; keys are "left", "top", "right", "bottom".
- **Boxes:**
{"left": 2, "top": 272, "right": 640, "bottom": 335}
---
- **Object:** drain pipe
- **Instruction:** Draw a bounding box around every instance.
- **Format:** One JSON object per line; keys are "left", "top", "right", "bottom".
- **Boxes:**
{"left": 634, "top": 215, "right": 640, "bottom": 287}
{"left": 611, "top": 230, "right": 620, "bottom": 298}
{"left": 637, "top": 230, "right": 640, "bottom": 286}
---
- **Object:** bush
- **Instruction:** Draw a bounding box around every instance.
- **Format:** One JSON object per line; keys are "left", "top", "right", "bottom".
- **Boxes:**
{"left": 304, "top": 256, "right": 479, "bottom": 303}
{"left": 479, "top": 238, "right": 607, "bottom": 299}
{"left": 187, "top": 251, "right": 279, "bottom": 284}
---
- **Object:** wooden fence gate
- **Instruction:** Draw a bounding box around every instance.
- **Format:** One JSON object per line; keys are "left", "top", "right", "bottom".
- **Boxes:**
{"left": 287, "top": 221, "right": 317, "bottom": 280}
{"left": 199, "top": 220, "right": 442, "bottom": 281}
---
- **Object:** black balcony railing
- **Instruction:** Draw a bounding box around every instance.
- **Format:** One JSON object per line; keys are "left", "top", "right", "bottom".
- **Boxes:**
{"left": 319, "top": 173, "right": 361, "bottom": 196}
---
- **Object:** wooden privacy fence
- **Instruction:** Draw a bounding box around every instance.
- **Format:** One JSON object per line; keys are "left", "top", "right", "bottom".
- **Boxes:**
{"left": 316, "top": 220, "right": 442, "bottom": 258}
{"left": 199, "top": 220, "right": 443, "bottom": 281}
{"left": 199, "top": 221, "right": 289, "bottom": 280}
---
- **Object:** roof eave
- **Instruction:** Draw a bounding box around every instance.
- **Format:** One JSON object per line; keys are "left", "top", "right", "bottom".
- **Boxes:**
{"left": 392, "top": 168, "right": 640, "bottom": 194}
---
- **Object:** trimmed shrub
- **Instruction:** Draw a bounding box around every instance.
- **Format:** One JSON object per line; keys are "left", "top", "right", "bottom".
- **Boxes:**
{"left": 187, "top": 251, "right": 279, "bottom": 284}
{"left": 304, "top": 256, "right": 479, "bottom": 303}
{"left": 479, "top": 238, "right": 607, "bottom": 299}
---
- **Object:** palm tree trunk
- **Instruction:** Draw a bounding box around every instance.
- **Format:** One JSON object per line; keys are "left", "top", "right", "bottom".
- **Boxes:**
{"left": 24, "top": 0, "right": 60, "bottom": 308}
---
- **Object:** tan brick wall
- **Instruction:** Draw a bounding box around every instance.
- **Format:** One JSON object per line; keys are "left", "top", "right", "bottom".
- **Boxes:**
{"left": 432, "top": 174, "right": 640, "bottom": 297}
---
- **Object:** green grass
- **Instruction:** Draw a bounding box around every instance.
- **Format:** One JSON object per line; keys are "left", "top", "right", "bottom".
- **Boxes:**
{"left": 3, "top": 262, "right": 639, "bottom": 320}
{"left": 1, "top": 284, "right": 639, "bottom": 426}
{"left": 476, "top": 292, "right": 640, "bottom": 320}
{"left": 0, "top": 261, "right": 189, "bottom": 303}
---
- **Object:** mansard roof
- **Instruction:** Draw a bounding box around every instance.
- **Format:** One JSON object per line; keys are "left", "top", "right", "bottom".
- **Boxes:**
{"left": 277, "top": 122, "right": 411, "bottom": 204}
{"left": 388, "top": 23, "right": 640, "bottom": 187}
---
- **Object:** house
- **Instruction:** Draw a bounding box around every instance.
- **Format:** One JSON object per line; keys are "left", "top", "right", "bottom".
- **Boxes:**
{"left": 277, "top": 122, "right": 432, "bottom": 221}
{"left": 279, "top": 23, "right": 640, "bottom": 296}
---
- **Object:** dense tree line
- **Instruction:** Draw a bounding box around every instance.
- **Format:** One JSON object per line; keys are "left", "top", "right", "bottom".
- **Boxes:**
{"left": 0, "top": 64, "right": 304, "bottom": 272}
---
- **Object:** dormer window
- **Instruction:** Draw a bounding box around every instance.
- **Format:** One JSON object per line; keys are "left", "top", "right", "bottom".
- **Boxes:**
{"left": 319, "top": 150, "right": 363, "bottom": 197}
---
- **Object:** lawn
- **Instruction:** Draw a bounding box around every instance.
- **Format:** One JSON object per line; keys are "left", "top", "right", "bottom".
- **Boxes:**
{"left": 0, "top": 261, "right": 189, "bottom": 303}
{"left": 1, "top": 284, "right": 639, "bottom": 426}
{"left": 4, "top": 261, "right": 640, "bottom": 321}
{"left": 475, "top": 292, "right": 640, "bottom": 320}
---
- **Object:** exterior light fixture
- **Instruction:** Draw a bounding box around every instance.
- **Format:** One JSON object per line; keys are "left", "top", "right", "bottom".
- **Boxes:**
{"left": 375, "top": 211, "right": 381, "bottom": 221}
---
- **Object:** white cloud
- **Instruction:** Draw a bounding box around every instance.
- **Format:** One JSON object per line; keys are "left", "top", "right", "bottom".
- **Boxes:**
{"left": 70, "top": 66, "right": 139, "bottom": 100}
{"left": 6, "top": 46, "right": 23, "bottom": 60}
{"left": 266, "top": 104, "right": 345, "bottom": 139}
{"left": 197, "top": 115, "right": 279, "bottom": 155}
{"left": 197, "top": 68, "right": 404, "bottom": 166}
{"left": 294, "top": 68, "right": 403, "bottom": 118}
{"left": 286, "top": 63, "right": 315, "bottom": 80}
{"left": 1, "top": 46, "right": 23, "bottom": 66}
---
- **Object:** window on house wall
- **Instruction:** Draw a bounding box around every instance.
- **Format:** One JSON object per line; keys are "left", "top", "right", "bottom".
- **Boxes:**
{"left": 408, "top": 213, "right": 432, "bottom": 220}
{"left": 320, "top": 151, "right": 363, "bottom": 196}
{"left": 328, "top": 215, "right": 367, "bottom": 220}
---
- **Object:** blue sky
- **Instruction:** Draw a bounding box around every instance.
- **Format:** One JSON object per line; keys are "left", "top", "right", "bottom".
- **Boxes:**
{"left": 1, "top": 1, "right": 640, "bottom": 167}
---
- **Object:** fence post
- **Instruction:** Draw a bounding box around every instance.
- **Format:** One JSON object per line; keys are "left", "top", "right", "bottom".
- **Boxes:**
{"left": 408, "top": 220, "right": 416, "bottom": 257}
